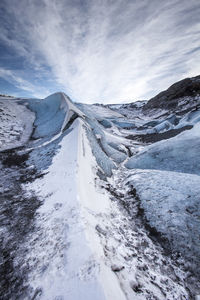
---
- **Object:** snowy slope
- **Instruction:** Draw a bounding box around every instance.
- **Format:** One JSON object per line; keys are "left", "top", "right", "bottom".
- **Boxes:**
{"left": 125, "top": 122, "right": 200, "bottom": 175}
{"left": 0, "top": 75, "right": 200, "bottom": 299}
{"left": 0, "top": 97, "right": 35, "bottom": 151}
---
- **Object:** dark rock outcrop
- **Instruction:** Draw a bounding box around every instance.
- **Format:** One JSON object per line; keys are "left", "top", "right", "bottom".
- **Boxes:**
{"left": 143, "top": 75, "right": 200, "bottom": 110}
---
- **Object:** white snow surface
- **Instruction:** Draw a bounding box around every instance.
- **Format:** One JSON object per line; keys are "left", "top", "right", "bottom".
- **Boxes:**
{"left": 1, "top": 92, "right": 200, "bottom": 299}
{"left": 0, "top": 99, "right": 35, "bottom": 151}
{"left": 125, "top": 122, "right": 200, "bottom": 175}
{"left": 24, "top": 119, "right": 125, "bottom": 300}
{"left": 124, "top": 169, "right": 200, "bottom": 266}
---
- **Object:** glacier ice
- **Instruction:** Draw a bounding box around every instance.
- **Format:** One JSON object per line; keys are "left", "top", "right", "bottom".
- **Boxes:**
{"left": 0, "top": 84, "right": 200, "bottom": 300}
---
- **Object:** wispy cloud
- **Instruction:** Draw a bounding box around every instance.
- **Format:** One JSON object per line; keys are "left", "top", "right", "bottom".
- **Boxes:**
{"left": 0, "top": 0, "right": 200, "bottom": 103}
{"left": 0, "top": 68, "right": 50, "bottom": 98}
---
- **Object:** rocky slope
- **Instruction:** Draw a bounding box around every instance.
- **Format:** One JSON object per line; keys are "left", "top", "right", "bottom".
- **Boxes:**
{"left": 144, "top": 75, "right": 200, "bottom": 111}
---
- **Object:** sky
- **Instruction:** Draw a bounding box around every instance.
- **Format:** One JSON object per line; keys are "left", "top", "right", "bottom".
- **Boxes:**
{"left": 0, "top": 0, "right": 199, "bottom": 104}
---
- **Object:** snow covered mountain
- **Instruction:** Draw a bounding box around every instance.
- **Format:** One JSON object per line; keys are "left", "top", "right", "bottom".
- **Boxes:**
{"left": 0, "top": 75, "right": 200, "bottom": 299}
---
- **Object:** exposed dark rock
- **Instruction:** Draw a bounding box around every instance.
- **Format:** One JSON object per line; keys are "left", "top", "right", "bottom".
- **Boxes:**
{"left": 1, "top": 151, "right": 29, "bottom": 168}
{"left": 144, "top": 75, "right": 200, "bottom": 110}
{"left": 111, "top": 264, "right": 125, "bottom": 272}
{"left": 126, "top": 125, "right": 193, "bottom": 143}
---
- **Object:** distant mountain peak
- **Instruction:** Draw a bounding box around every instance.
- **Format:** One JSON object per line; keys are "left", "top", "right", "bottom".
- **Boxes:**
{"left": 144, "top": 74, "right": 200, "bottom": 110}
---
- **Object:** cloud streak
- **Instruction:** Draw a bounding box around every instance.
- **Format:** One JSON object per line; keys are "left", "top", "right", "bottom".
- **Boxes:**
{"left": 0, "top": 0, "right": 200, "bottom": 103}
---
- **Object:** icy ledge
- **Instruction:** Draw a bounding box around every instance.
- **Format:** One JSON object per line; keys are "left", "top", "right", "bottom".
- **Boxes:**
{"left": 24, "top": 119, "right": 125, "bottom": 300}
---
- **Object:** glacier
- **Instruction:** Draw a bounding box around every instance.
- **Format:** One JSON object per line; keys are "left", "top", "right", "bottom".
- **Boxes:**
{"left": 0, "top": 75, "right": 200, "bottom": 299}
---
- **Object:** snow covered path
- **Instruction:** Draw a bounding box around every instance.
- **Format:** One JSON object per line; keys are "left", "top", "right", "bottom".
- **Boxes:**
{"left": 23, "top": 119, "right": 125, "bottom": 300}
